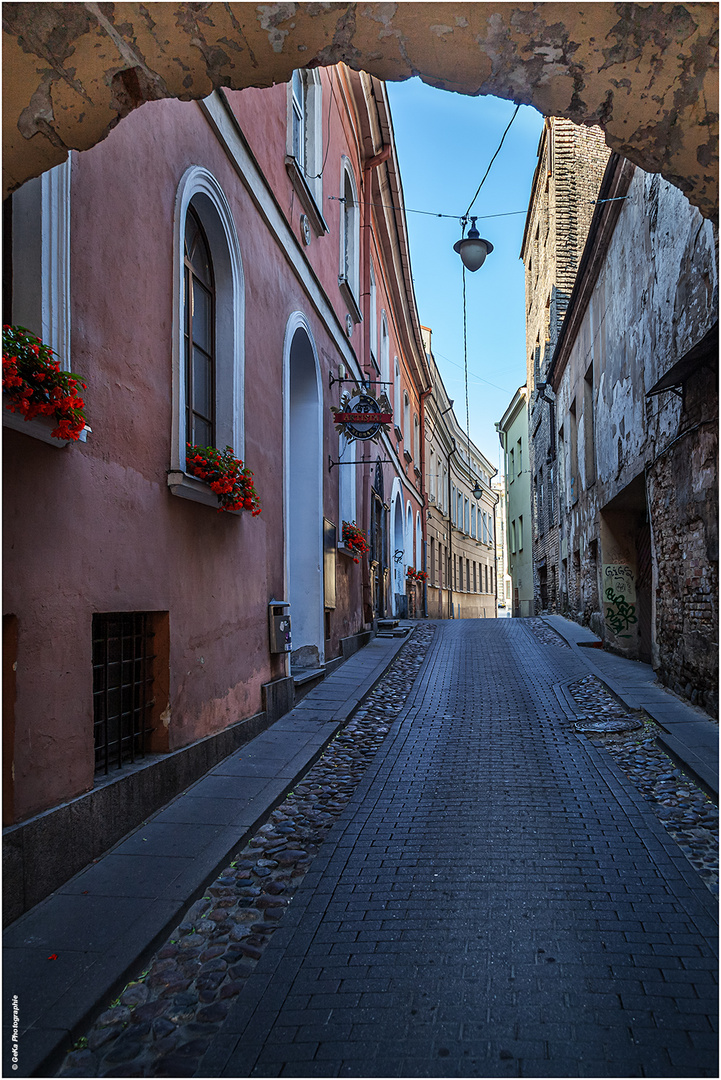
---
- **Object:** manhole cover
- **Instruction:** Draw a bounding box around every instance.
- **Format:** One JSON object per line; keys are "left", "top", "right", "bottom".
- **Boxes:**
{"left": 575, "top": 718, "right": 642, "bottom": 733}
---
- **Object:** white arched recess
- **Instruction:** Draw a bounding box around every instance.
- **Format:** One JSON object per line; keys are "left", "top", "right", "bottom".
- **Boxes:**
{"left": 390, "top": 477, "right": 405, "bottom": 616}
{"left": 415, "top": 511, "right": 423, "bottom": 571}
{"left": 283, "top": 312, "right": 324, "bottom": 671}
{"left": 405, "top": 502, "right": 413, "bottom": 572}
{"left": 170, "top": 166, "right": 244, "bottom": 487}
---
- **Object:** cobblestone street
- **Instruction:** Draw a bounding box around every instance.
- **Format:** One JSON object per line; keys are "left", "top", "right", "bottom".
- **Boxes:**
{"left": 60, "top": 619, "right": 717, "bottom": 1078}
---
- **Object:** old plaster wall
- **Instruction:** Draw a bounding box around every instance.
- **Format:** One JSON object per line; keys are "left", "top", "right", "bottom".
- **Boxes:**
{"left": 553, "top": 165, "right": 717, "bottom": 704}
{"left": 2, "top": 87, "right": 374, "bottom": 822}
{"left": 2, "top": 3, "right": 718, "bottom": 221}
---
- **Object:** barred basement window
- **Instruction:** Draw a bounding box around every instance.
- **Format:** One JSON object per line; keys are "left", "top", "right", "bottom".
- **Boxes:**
{"left": 93, "top": 613, "right": 156, "bottom": 774}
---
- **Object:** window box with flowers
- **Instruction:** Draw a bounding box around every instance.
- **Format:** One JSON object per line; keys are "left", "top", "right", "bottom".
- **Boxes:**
{"left": 181, "top": 444, "right": 262, "bottom": 515}
{"left": 340, "top": 521, "right": 369, "bottom": 563}
{"left": 2, "top": 325, "right": 90, "bottom": 447}
{"left": 406, "top": 567, "right": 427, "bottom": 585}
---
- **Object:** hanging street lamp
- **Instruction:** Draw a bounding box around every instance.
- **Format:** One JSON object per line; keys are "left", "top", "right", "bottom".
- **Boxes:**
{"left": 453, "top": 217, "right": 494, "bottom": 272}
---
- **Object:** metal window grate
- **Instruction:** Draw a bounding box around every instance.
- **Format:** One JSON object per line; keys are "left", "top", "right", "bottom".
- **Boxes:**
{"left": 92, "top": 613, "right": 155, "bottom": 774}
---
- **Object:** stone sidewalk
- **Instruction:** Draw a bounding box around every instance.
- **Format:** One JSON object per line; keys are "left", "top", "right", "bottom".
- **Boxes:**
{"left": 2, "top": 625, "right": 415, "bottom": 1078}
{"left": 197, "top": 619, "right": 717, "bottom": 1078}
{"left": 543, "top": 615, "right": 719, "bottom": 800}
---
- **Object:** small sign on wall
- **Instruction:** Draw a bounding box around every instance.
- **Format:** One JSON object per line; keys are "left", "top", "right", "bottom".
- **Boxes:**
{"left": 603, "top": 564, "right": 637, "bottom": 639}
{"left": 324, "top": 519, "right": 337, "bottom": 610}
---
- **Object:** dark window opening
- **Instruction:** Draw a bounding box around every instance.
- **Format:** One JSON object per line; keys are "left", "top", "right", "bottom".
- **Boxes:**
{"left": 184, "top": 206, "right": 216, "bottom": 447}
{"left": 93, "top": 612, "right": 156, "bottom": 774}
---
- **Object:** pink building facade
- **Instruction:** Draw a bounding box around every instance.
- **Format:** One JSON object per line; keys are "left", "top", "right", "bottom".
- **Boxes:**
{"left": 3, "top": 66, "right": 430, "bottom": 919}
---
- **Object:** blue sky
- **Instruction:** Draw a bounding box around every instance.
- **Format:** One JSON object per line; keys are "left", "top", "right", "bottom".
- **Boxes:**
{"left": 387, "top": 79, "right": 544, "bottom": 468}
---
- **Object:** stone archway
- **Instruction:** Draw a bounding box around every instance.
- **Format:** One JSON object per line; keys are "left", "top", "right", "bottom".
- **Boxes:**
{"left": 2, "top": 4, "right": 718, "bottom": 220}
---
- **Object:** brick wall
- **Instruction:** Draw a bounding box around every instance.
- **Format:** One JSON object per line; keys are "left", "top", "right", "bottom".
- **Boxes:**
{"left": 647, "top": 361, "right": 718, "bottom": 715}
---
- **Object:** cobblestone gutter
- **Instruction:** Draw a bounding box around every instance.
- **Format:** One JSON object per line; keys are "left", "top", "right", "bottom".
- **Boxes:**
{"left": 59, "top": 624, "right": 436, "bottom": 1078}
{"left": 526, "top": 619, "right": 719, "bottom": 894}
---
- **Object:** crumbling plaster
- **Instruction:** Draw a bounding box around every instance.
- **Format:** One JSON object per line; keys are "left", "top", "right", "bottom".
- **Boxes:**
{"left": 2, "top": 3, "right": 718, "bottom": 220}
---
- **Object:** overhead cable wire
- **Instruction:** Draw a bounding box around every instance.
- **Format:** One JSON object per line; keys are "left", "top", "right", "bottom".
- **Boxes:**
{"left": 464, "top": 104, "right": 521, "bottom": 219}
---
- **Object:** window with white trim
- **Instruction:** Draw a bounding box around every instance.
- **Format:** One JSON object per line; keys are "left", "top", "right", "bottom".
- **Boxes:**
{"left": 3, "top": 158, "right": 74, "bottom": 446}
{"left": 369, "top": 265, "right": 377, "bottom": 364}
{"left": 168, "top": 167, "right": 245, "bottom": 510}
{"left": 339, "top": 159, "right": 360, "bottom": 317}
{"left": 286, "top": 69, "right": 326, "bottom": 233}
{"left": 413, "top": 413, "right": 419, "bottom": 466}
{"left": 339, "top": 432, "right": 356, "bottom": 530}
{"left": 380, "top": 311, "right": 389, "bottom": 386}
{"left": 394, "top": 357, "right": 401, "bottom": 433}
{"left": 403, "top": 392, "right": 410, "bottom": 455}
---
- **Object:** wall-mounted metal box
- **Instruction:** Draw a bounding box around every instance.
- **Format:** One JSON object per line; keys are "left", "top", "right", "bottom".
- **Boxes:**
{"left": 268, "top": 600, "right": 291, "bottom": 653}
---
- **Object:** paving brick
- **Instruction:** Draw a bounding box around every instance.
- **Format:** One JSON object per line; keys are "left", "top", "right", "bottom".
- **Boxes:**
{"left": 202, "top": 621, "right": 718, "bottom": 1078}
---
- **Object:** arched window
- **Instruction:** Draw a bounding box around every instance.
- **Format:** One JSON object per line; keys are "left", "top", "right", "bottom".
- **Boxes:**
{"left": 413, "top": 413, "right": 419, "bottom": 466}
{"left": 184, "top": 207, "right": 215, "bottom": 447}
{"left": 169, "top": 167, "right": 244, "bottom": 509}
{"left": 339, "top": 158, "right": 360, "bottom": 317}
{"left": 403, "top": 392, "right": 410, "bottom": 455}
{"left": 394, "top": 357, "right": 401, "bottom": 432}
{"left": 380, "top": 312, "right": 390, "bottom": 386}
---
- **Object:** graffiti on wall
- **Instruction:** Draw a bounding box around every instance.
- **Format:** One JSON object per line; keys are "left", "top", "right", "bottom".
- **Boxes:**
{"left": 603, "top": 564, "right": 637, "bottom": 638}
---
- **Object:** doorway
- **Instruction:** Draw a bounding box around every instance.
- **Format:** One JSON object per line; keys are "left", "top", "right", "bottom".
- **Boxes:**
{"left": 285, "top": 318, "right": 323, "bottom": 672}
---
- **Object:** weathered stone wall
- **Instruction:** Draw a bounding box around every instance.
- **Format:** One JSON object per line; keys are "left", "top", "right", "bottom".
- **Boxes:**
{"left": 551, "top": 161, "right": 718, "bottom": 711}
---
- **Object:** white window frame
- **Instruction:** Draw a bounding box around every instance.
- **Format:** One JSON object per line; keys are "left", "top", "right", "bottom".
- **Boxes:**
{"left": 338, "top": 431, "right": 357, "bottom": 534}
{"left": 3, "top": 158, "right": 76, "bottom": 447}
{"left": 403, "top": 391, "right": 410, "bottom": 456}
{"left": 369, "top": 265, "right": 378, "bottom": 364}
{"left": 339, "top": 157, "right": 361, "bottom": 321}
{"left": 394, "top": 357, "right": 401, "bottom": 436}
{"left": 286, "top": 69, "right": 327, "bottom": 235}
{"left": 413, "top": 413, "right": 420, "bottom": 467}
{"left": 380, "top": 310, "right": 390, "bottom": 386}
{"left": 168, "top": 166, "right": 245, "bottom": 510}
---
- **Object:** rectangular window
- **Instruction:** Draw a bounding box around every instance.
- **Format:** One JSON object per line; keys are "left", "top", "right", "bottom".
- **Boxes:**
{"left": 473, "top": 562, "right": 477, "bottom": 592}
{"left": 430, "top": 537, "right": 435, "bottom": 586}
{"left": 464, "top": 499, "right": 469, "bottom": 534}
{"left": 93, "top": 613, "right": 156, "bottom": 775}
{"left": 509, "top": 447, "right": 514, "bottom": 482}
{"left": 466, "top": 559, "right": 470, "bottom": 593}
{"left": 517, "top": 438, "right": 522, "bottom": 476}
{"left": 485, "top": 564, "right": 489, "bottom": 593}
{"left": 584, "top": 362, "right": 596, "bottom": 487}
{"left": 471, "top": 505, "right": 476, "bottom": 538}
{"left": 510, "top": 519, "right": 516, "bottom": 554}
{"left": 369, "top": 264, "right": 377, "bottom": 361}
{"left": 518, "top": 515, "right": 524, "bottom": 551}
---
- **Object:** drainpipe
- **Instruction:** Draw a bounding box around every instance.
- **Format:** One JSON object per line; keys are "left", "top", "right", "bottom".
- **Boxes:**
{"left": 419, "top": 384, "right": 433, "bottom": 617}
{"left": 361, "top": 144, "right": 391, "bottom": 628}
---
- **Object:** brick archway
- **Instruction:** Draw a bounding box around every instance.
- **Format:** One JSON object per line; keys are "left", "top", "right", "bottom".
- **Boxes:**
{"left": 3, "top": 3, "right": 718, "bottom": 220}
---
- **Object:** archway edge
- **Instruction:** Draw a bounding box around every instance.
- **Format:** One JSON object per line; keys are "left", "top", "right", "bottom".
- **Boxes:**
{"left": 2, "top": 2, "right": 718, "bottom": 221}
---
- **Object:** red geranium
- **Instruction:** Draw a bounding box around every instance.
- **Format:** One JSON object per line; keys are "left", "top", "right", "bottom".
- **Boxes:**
{"left": 342, "top": 521, "right": 369, "bottom": 564}
{"left": 3, "top": 325, "right": 87, "bottom": 440}
{"left": 185, "top": 443, "right": 262, "bottom": 515}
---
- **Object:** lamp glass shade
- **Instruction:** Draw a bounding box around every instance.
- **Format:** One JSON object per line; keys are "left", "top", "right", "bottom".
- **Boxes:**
{"left": 473, "top": 484, "right": 483, "bottom": 500}
{"left": 453, "top": 236, "right": 493, "bottom": 273}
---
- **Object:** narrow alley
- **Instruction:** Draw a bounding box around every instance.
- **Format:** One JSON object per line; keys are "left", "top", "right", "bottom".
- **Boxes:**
{"left": 43, "top": 618, "right": 718, "bottom": 1080}
{"left": 194, "top": 619, "right": 717, "bottom": 1078}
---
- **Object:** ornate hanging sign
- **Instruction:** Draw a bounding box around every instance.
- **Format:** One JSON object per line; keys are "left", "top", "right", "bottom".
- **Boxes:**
{"left": 331, "top": 391, "right": 392, "bottom": 442}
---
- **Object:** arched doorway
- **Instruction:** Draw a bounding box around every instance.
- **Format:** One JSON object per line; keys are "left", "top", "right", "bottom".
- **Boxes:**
{"left": 284, "top": 315, "right": 323, "bottom": 673}
{"left": 391, "top": 480, "right": 405, "bottom": 617}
